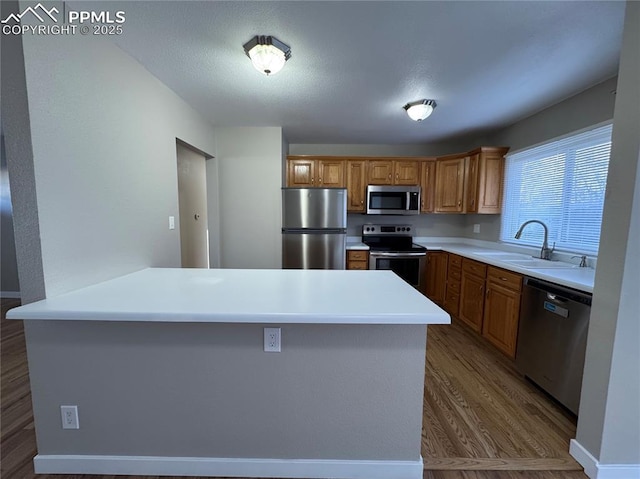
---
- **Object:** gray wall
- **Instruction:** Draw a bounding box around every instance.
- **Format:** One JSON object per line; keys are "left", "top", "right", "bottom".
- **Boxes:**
{"left": 8, "top": 33, "right": 216, "bottom": 298}
{"left": 289, "top": 141, "right": 477, "bottom": 158}
{"left": 452, "top": 76, "right": 619, "bottom": 244}
{"left": 216, "top": 127, "right": 283, "bottom": 269}
{"left": 348, "top": 213, "right": 466, "bottom": 238}
{"left": 0, "top": 135, "right": 20, "bottom": 296}
{"left": 485, "top": 76, "right": 617, "bottom": 153}
{"left": 576, "top": 1, "right": 640, "bottom": 466}
{"left": 26, "top": 320, "right": 426, "bottom": 461}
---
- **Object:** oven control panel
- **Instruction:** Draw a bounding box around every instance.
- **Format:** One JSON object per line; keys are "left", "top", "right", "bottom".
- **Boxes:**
{"left": 362, "top": 224, "right": 412, "bottom": 236}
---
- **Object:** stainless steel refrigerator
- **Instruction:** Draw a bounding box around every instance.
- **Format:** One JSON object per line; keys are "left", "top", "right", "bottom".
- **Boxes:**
{"left": 282, "top": 188, "right": 347, "bottom": 269}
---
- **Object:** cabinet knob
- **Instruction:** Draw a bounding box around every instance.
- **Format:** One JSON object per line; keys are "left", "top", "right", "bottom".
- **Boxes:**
{"left": 388, "top": 174, "right": 392, "bottom": 179}
{"left": 311, "top": 178, "right": 314, "bottom": 184}
{"left": 360, "top": 200, "right": 363, "bottom": 204}
{"left": 458, "top": 201, "right": 462, "bottom": 207}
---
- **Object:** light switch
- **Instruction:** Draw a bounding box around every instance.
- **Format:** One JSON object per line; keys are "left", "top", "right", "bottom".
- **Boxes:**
{"left": 169, "top": 216, "right": 175, "bottom": 230}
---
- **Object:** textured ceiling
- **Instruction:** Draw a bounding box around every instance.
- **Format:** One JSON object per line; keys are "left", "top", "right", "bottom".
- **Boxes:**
{"left": 90, "top": 1, "right": 624, "bottom": 144}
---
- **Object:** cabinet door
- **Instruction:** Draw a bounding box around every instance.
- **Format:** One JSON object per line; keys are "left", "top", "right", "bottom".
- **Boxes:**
{"left": 435, "top": 157, "right": 465, "bottom": 213}
{"left": 424, "top": 252, "right": 448, "bottom": 304}
{"left": 443, "top": 254, "right": 462, "bottom": 316}
{"left": 483, "top": 281, "right": 521, "bottom": 358}
{"left": 368, "top": 160, "right": 394, "bottom": 185}
{"left": 317, "top": 160, "right": 345, "bottom": 187}
{"left": 459, "top": 270, "right": 485, "bottom": 332}
{"left": 420, "top": 160, "right": 436, "bottom": 213}
{"left": 394, "top": 160, "right": 420, "bottom": 185}
{"left": 287, "top": 159, "right": 316, "bottom": 187}
{"left": 465, "top": 153, "right": 480, "bottom": 213}
{"left": 477, "top": 151, "right": 505, "bottom": 213}
{"left": 346, "top": 160, "right": 367, "bottom": 212}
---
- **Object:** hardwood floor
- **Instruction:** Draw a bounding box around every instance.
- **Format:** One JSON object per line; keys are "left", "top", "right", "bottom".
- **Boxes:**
{"left": 1, "top": 298, "right": 586, "bottom": 479}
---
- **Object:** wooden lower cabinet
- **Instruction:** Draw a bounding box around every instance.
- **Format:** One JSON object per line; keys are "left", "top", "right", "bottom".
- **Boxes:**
{"left": 424, "top": 251, "right": 448, "bottom": 305}
{"left": 482, "top": 267, "right": 523, "bottom": 358}
{"left": 459, "top": 258, "right": 487, "bottom": 332}
{"left": 443, "top": 254, "right": 462, "bottom": 316}
{"left": 346, "top": 250, "right": 369, "bottom": 270}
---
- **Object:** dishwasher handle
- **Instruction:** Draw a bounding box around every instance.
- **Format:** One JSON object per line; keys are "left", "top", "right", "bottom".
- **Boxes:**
{"left": 524, "top": 277, "right": 592, "bottom": 306}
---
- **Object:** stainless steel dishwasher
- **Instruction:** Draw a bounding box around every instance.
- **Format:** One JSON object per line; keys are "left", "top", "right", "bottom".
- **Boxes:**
{"left": 516, "top": 277, "right": 592, "bottom": 415}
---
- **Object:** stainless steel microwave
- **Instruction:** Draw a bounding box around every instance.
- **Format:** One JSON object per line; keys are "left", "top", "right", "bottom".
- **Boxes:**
{"left": 366, "top": 185, "right": 421, "bottom": 215}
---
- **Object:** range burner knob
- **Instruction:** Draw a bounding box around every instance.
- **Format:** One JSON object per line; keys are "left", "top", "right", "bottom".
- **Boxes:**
{"left": 407, "top": 227, "right": 411, "bottom": 231}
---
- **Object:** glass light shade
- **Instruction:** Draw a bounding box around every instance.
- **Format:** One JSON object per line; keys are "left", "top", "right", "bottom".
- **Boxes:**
{"left": 247, "top": 44, "right": 287, "bottom": 76}
{"left": 405, "top": 102, "right": 435, "bottom": 121}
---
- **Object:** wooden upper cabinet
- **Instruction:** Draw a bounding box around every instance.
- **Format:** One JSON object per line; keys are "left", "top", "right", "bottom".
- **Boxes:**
{"left": 476, "top": 147, "right": 508, "bottom": 214}
{"left": 286, "top": 158, "right": 345, "bottom": 188}
{"left": 317, "top": 160, "right": 345, "bottom": 187}
{"left": 368, "top": 160, "right": 394, "bottom": 185}
{"left": 368, "top": 159, "right": 420, "bottom": 186}
{"left": 287, "top": 159, "right": 315, "bottom": 187}
{"left": 346, "top": 160, "right": 367, "bottom": 212}
{"left": 394, "top": 160, "right": 420, "bottom": 185}
{"left": 435, "top": 147, "right": 508, "bottom": 214}
{"left": 435, "top": 156, "right": 466, "bottom": 213}
{"left": 464, "top": 153, "right": 480, "bottom": 213}
{"left": 420, "top": 159, "right": 436, "bottom": 213}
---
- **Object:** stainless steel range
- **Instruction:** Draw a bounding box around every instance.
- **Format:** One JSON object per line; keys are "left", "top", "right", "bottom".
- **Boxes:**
{"left": 362, "top": 224, "right": 427, "bottom": 290}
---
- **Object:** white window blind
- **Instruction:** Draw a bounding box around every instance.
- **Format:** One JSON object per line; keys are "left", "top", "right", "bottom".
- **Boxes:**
{"left": 500, "top": 123, "right": 612, "bottom": 255}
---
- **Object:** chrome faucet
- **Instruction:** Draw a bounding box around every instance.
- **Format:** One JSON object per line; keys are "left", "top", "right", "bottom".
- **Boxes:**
{"left": 514, "top": 220, "right": 555, "bottom": 260}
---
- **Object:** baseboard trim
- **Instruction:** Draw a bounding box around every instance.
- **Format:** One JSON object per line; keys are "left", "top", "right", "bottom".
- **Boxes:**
{"left": 33, "top": 454, "right": 424, "bottom": 479}
{"left": 570, "top": 439, "right": 640, "bottom": 479}
{"left": 0, "top": 291, "right": 21, "bottom": 299}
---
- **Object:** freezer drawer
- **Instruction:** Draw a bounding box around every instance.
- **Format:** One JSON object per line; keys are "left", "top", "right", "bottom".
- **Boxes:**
{"left": 282, "top": 232, "right": 346, "bottom": 270}
{"left": 516, "top": 278, "right": 592, "bottom": 414}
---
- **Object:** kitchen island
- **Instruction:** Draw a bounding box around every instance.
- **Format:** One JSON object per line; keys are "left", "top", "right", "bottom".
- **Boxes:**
{"left": 8, "top": 268, "right": 449, "bottom": 479}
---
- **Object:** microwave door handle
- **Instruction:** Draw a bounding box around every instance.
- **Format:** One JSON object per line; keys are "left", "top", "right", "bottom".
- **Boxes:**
{"left": 406, "top": 192, "right": 411, "bottom": 210}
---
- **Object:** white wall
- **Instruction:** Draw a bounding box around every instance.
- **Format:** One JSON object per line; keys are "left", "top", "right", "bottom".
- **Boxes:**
{"left": 216, "top": 127, "right": 283, "bottom": 269}
{"left": 574, "top": 1, "right": 640, "bottom": 472}
{"left": 6, "top": 33, "right": 216, "bottom": 297}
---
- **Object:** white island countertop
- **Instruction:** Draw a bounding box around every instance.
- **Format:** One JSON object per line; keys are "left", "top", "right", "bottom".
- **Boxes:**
{"left": 7, "top": 268, "right": 450, "bottom": 325}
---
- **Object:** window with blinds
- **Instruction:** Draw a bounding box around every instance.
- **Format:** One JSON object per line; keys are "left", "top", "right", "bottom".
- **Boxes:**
{"left": 500, "top": 123, "right": 612, "bottom": 255}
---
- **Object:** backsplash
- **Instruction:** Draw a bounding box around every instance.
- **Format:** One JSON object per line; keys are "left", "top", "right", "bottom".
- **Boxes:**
{"left": 347, "top": 213, "right": 466, "bottom": 237}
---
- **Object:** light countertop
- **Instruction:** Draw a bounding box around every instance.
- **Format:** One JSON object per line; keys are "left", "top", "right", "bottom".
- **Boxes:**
{"left": 7, "top": 268, "right": 451, "bottom": 325}
{"left": 346, "top": 236, "right": 594, "bottom": 293}
{"left": 414, "top": 240, "right": 595, "bottom": 293}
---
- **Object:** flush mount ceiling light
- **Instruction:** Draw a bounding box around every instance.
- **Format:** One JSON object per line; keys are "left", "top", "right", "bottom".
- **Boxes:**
{"left": 403, "top": 99, "right": 437, "bottom": 121}
{"left": 243, "top": 35, "right": 291, "bottom": 76}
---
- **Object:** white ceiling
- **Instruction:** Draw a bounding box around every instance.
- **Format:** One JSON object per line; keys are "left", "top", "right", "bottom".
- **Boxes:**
{"left": 99, "top": 1, "right": 624, "bottom": 144}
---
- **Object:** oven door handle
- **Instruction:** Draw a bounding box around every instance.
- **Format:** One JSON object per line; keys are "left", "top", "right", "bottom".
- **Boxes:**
{"left": 370, "top": 252, "right": 427, "bottom": 258}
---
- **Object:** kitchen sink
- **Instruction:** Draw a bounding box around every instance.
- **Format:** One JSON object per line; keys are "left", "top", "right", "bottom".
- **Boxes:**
{"left": 503, "top": 258, "right": 575, "bottom": 269}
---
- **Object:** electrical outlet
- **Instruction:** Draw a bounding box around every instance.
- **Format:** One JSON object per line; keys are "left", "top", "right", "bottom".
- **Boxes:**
{"left": 473, "top": 224, "right": 481, "bottom": 234}
{"left": 60, "top": 405, "right": 79, "bottom": 429}
{"left": 169, "top": 216, "right": 175, "bottom": 230}
{"left": 264, "top": 327, "right": 281, "bottom": 352}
